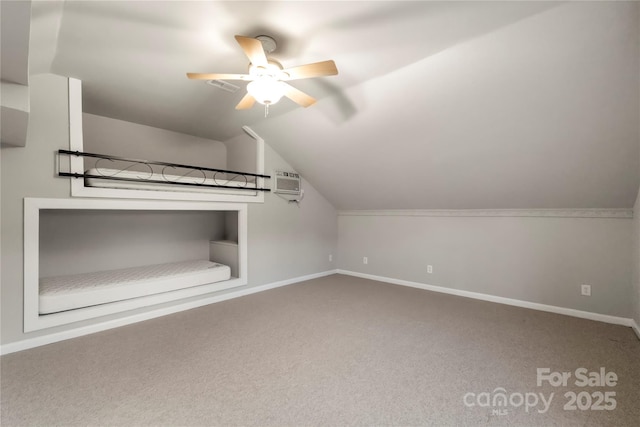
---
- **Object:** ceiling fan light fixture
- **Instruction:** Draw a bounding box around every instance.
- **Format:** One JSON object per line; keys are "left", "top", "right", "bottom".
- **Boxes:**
{"left": 187, "top": 35, "right": 338, "bottom": 113}
{"left": 247, "top": 78, "right": 285, "bottom": 105}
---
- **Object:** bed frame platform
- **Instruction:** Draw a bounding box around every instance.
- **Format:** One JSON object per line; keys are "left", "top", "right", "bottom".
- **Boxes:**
{"left": 39, "top": 260, "right": 231, "bottom": 314}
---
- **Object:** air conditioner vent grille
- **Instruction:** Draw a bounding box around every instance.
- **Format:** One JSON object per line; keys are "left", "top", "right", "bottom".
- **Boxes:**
{"left": 273, "top": 170, "right": 301, "bottom": 195}
{"left": 206, "top": 80, "right": 240, "bottom": 93}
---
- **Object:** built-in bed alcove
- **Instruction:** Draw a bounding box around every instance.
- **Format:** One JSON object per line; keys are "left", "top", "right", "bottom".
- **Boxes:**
{"left": 24, "top": 198, "right": 247, "bottom": 332}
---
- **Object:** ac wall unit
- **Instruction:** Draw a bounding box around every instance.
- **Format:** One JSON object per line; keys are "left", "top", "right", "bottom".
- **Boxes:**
{"left": 273, "top": 170, "right": 301, "bottom": 195}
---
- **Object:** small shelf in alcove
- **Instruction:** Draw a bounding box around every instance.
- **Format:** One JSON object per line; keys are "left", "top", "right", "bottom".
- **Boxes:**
{"left": 210, "top": 240, "right": 239, "bottom": 278}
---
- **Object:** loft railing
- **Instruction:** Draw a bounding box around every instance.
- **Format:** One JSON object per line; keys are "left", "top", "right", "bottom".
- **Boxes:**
{"left": 57, "top": 149, "right": 271, "bottom": 192}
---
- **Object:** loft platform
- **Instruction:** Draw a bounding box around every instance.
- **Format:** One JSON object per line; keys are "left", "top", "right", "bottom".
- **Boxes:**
{"left": 57, "top": 149, "right": 271, "bottom": 194}
{"left": 64, "top": 79, "right": 267, "bottom": 203}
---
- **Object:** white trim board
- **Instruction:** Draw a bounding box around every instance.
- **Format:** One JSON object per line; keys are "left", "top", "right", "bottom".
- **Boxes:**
{"left": 338, "top": 209, "right": 633, "bottom": 219}
{"left": 337, "top": 270, "right": 636, "bottom": 328}
{"left": 1, "top": 270, "right": 338, "bottom": 355}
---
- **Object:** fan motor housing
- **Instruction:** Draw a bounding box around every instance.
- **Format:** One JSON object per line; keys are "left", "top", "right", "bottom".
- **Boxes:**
{"left": 256, "top": 35, "right": 277, "bottom": 53}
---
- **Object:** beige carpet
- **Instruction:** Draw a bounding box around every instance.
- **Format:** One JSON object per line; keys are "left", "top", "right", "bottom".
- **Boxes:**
{"left": 1, "top": 274, "right": 639, "bottom": 426}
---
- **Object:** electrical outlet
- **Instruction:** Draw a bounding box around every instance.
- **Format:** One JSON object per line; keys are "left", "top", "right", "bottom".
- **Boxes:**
{"left": 581, "top": 284, "right": 591, "bottom": 296}
{"left": 363, "top": 257, "right": 368, "bottom": 265}
{"left": 329, "top": 254, "right": 333, "bottom": 262}
{"left": 427, "top": 265, "right": 433, "bottom": 274}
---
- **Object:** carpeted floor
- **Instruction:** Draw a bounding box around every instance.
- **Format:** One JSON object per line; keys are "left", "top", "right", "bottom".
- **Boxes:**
{"left": 1, "top": 274, "right": 639, "bottom": 426}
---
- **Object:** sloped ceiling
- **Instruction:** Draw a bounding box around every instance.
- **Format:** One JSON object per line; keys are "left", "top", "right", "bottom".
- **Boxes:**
{"left": 1, "top": 0, "right": 32, "bottom": 147}
{"left": 1, "top": 0, "right": 31, "bottom": 85}
{"left": 28, "top": 1, "right": 640, "bottom": 210}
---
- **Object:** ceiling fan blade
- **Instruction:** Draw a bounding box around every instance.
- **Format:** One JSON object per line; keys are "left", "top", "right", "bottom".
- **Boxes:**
{"left": 234, "top": 35, "right": 268, "bottom": 67}
{"left": 235, "top": 93, "right": 256, "bottom": 110}
{"left": 281, "top": 60, "right": 338, "bottom": 81}
{"left": 281, "top": 83, "right": 317, "bottom": 108}
{"left": 187, "top": 73, "right": 252, "bottom": 81}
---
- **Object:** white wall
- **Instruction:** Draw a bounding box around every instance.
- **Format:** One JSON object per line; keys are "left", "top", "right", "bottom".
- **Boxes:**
{"left": 634, "top": 3, "right": 640, "bottom": 332}
{"left": 338, "top": 212, "right": 633, "bottom": 318}
{"left": 0, "top": 74, "right": 338, "bottom": 347}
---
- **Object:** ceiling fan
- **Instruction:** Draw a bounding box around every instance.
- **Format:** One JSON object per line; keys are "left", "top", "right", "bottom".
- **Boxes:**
{"left": 187, "top": 35, "right": 338, "bottom": 114}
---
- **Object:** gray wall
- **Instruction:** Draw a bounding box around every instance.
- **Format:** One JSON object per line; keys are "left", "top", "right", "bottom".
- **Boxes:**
{"left": 224, "top": 211, "right": 238, "bottom": 242}
{"left": 337, "top": 213, "right": 633, "bottom": 318}
{"left": 247, "top": 145, "right": 337, "bottom": 287}
{"left": 2, "top": 74, "right": 71, "bottom": 344}
{"left": 39, "top": 210, "right": 225, "bottom": 277}
{"left": 221, "top": 130, "right": 338, "bottom": 285}
{"left": 82, "top": 113, "right": 227, "bottom": 171}
{"left": 0, "top": 74, "right": 338, "bottom": 346}
{"left": 223, "top": 132, "right": 257, "bottom": 174}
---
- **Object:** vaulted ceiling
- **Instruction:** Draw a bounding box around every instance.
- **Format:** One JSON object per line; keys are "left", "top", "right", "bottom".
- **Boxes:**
{"left": 24, "top": 1, "right": 640, "bottom": 209}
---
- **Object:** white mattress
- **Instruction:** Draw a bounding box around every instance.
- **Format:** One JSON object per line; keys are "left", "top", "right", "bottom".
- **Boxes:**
{"left": 84, "top": 167, "right": 258, "bottom": 195}
{"left": 39, "top": 260, "right": 231, "bottom": 314}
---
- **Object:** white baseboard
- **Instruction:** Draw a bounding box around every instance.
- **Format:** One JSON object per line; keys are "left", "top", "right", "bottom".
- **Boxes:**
{"left": 337, "top": 270, "right": 636, "bottom": 328}
{"left": 3, "top": 269, "right": 633, "bottom": 355}
{"left": 632, "top": 320, "right": 640, "bottom": 341}
{"left": 0, "top": 269, "right": 337, "bottom": 356}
